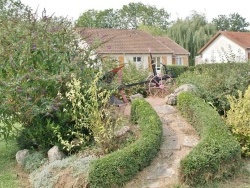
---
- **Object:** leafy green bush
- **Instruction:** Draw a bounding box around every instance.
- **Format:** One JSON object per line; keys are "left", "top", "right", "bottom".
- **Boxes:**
{"left": 226, "top": 85, "right": 250, "bottom": 157}
{"left": 165, "top": 65, "right": 194, "bottom": 78}
{"left": 177, "top": 63, "right": 250, "bottom": 115}
{"left": 0, "top": 0, "right": 120, "bottom": 154}
{"left": 177, "top": 92, "right": 241, "bottom": 186}
{"left": 121, "top": 62, "right": 149, "bottom": 98}
{"left": 88, "top": 98, "right": 162, "bottom": 187}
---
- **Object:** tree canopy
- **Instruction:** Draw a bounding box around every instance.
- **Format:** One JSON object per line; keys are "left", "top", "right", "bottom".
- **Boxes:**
{"left": 212, "top": 13, "right": 250, "bottom": 32}
{"left": 76, "top": 2, "right": 171, "bottom": 29}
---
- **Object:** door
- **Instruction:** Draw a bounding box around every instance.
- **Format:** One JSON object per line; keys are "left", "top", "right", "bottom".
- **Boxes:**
{"left": 153, "top": 57, "right": 162, "bottom": 75}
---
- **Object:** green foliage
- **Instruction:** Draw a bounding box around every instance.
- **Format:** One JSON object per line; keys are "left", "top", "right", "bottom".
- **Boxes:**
{"left": 165, "top": 65, "right": 194, "bottom": 78}
{"left": 226, "top": 86, "right": 250, "bottom": 157}
{"left": 76, "top": 2, "right": 170, "bottom": 29}
{"left": 177, "top": 63, "right": 250, "bottom": 115}
{"left": 0, "top": 2, "right": 91, "bottom": 126}
{"left": 212, "top": 13, "right": 249, "bottom": 32}
{"left": 0, "top": 0, "right": 118, "bottom": 154}
{"left": 177, "top": 92, "right": 241, "bottom": 186}
{"left": 167, "top": 11, "right": 217, "bottom": 65}
{"left": 23, "top": 152, "right": 47, "bottom": 173}
{"left": 121, "top": 62, "right": 149, "bottom": 97}
{"left": 75, "top": 9, "right": 120, "bottom": 28}
{"left": 88, "top": 98, "right": 162, "bottom": 187}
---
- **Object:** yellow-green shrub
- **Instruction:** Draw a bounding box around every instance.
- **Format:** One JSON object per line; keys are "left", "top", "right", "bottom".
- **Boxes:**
{"left": 226, "top": 85, "right": 250, "bottom": 157}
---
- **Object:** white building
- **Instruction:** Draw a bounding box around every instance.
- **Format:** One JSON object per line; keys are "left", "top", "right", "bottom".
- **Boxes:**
{"left": 196, "top": 31, "right": 250, "bottom": 65}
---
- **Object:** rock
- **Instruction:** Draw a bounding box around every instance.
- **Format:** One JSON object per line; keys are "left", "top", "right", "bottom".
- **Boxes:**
{"left": 47, "top": 146, "right": 65, "bottom": 163}
{"left": 16, "top": 149, "right": 29, "bottom": 165}
{"left": 130, "top": 93, "right": 143, "bottom": 101}
{"left": 183, "top": 136, "right": 199, "bottom": 147}
{"left": 115, "top": 126, "right": 131, "bottom": 137}
{"left": 165, "top": 93, "right": 177, "bottom": 105}
{"left": 165, "top": 84, "right": 196, "bottom": 105}
{"left": 174, "top": 84, "right": 196, "bottom": 95}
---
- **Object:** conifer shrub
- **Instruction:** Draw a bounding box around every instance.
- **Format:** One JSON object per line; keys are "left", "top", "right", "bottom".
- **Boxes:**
{"left": 226, "top": 85, "right": 250, "bottom": 157}
{"left": 177, "top": 92, "right": 241, "bottom": 186}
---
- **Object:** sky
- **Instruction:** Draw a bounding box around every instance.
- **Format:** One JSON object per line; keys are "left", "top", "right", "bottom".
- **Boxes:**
{"left": 21, "top": 0, "right": 250, "bottom": 23}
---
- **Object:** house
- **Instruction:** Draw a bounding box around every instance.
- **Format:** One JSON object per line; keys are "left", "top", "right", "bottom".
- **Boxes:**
{"left": 77, "top": 28, "right": 189, "bottom": 74}
{"left": 196, "top": 31, "right": 250, "bottom": 64}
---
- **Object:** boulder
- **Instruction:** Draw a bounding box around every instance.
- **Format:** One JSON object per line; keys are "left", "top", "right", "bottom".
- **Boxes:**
{"left": 115, "top": 126, "right": 131, "bottom": 137}
{"left": 130, "top": 93, "right": 143, "bottom": 101}
{"left": 47, "top": 146, "right": 65, "bottom": 163}
{"left": 165, "top": 84, "right": 196, "bottom": 105}
{"left": 16, "top": 149, "right": 29, "bottom": 165}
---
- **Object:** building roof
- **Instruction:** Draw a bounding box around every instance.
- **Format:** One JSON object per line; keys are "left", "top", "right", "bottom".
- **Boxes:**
{"left": 198, "top": 31, "right": 250, "bottom": 54}
{"left": 77, "top": 28, "right": 189, "bottom": 55}
{"left": 156, "top": 36, "right": 190, "bottom": 55}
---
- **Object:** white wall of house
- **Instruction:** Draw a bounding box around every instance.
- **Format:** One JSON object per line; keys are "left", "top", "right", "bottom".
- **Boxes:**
{"left": 198, "top": 35, "right": 247, "bottom": 64}
{"left": 111, "top": 54, "right": 173, "bottom": 69}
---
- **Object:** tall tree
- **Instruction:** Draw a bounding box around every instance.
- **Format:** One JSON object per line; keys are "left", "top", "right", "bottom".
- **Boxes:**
{"left": 212, "top": 13, "right": 249, "bottom": 31}
{"left": 119, "top": 2, "right": 170, "bottom": 29}
{"left": 76, "top": 2, "right": 171, "bottom": 29}
{"left": 167, "top": 11, "right": 216, "bottom": 65}
{"left": 75, "top": 9, "right": 120, "bottom": 28}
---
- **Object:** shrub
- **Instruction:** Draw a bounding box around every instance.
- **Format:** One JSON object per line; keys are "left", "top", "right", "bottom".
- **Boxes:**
{"left": 165, "top": 65, "right": 193, "bottom": 78}
{"left": 121, "top": 62, "right": 150, "bottom": 98}
{"left": 226, "top": 85, "right": 250, "bottom": 157}
{"left": 177, "top": 92, "right": 241, "bottom": 186}
{"left": 23, "top": 152, "right": 47, "bottom": 173}
{"left": 177, "top": 63, "right": 250, "bottom": 115}
{"left": 30, "top": 155, "right": 96, "bottom": 188}
{"left": 88, "top": 98, "right": 162, "bottom": 187}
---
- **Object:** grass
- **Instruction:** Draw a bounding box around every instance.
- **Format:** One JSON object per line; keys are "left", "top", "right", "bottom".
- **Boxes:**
{"left": 0, "top": 138, "right": 19, "bottom": 188}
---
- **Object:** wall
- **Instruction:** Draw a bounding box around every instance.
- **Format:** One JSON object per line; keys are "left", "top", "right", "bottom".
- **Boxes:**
{"left": 109, "top": 54, "right": 173, "bottom": 69}
{"left": 199, "top": 35, "right": 246, "bottom": 64}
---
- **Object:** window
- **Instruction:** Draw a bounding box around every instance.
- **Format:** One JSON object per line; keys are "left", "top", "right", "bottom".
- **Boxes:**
{"left": 133, "top": 57, "right": 141, "bottom": 62}
{"left": 176, "top": 57, "right": 183, "bottom": 65}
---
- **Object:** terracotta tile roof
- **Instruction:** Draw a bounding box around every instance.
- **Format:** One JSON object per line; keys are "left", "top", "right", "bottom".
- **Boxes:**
{"left": 198, "top": 31, "right": 250, "bottom": 54}
{"left": 156, "top": 36, "right": 190, "bottom": 55}
{"left": 77, "top": 28, "right": 188, "bottom": 54}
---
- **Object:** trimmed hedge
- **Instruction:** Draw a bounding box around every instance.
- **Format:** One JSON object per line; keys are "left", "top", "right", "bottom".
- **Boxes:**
{"left": 177, "top": 92, "right": 241, "bottom": 186}
{"left": 88, "top": 98, "right": 162, "bottom": 188}
{"left": 166, "top": 65, "right": 195, "bottom": 78}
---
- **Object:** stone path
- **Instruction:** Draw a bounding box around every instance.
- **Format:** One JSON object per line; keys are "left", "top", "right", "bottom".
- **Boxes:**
{"left": 124, "top": 97, "right": 200, "bottom": 188}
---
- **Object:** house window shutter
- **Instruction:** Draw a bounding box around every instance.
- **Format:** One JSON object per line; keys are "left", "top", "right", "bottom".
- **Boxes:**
{"left": 118, "top": 56, "right": 124, "bottom": 65}
{"left": 172, "top": 57, "right": 176, "bottom": 65}
{"left": 148, "top": 56, "right": 152, "bottom": 71}
{"left": 183, "top": 56, "right": 188, "bottom": 66}
{"left": 162, "top": 56, "right": 167, "bottom": 65}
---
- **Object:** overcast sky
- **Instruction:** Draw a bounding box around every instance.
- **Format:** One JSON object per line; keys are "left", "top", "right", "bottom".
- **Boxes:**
{"left": 21, "top": 0, "right": 250, "bottom": 23}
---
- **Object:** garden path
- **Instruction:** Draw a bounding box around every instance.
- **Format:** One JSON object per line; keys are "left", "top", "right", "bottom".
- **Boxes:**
{"left": 124, "top": 96, "right": 200, "bottom": 188}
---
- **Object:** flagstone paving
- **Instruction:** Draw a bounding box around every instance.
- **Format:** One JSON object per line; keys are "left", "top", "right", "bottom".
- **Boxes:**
{"left": 124, "top": 97, "right": 200, "bottom": 188}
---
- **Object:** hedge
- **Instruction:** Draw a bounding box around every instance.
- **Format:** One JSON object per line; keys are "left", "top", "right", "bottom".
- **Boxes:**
{"left": 88, "top": 98, "right": 163, "bottom": 187}
{"left": 166, "top": 65, "right": 195, "bottom": 78}
{"left": 177, "top": 92, "right": 241, "bottom": 186}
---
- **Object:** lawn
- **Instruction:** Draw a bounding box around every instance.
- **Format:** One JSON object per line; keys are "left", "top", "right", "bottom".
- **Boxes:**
{"left": 0, "top": 138, "right": 19, "bottom": 188}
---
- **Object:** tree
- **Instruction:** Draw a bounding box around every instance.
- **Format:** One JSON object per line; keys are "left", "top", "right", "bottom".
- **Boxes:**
{"left": 75, "top": 9, "right": 121, "bottom": 28}
{"left": 76, "top": 2, "right": 171, "bottom": 29}
{"left": 167, "top": 11, "right": 216, "bottom": 65}
{"left": 212, "top": 13, "right": 249, "bottom": 32}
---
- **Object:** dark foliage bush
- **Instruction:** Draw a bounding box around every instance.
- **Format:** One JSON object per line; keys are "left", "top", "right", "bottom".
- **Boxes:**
{"left": 88, "top": 98, "right": 162, "bottom": 187}
{"left": 177, "top": 92, "right": 241, "bottom": 186}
